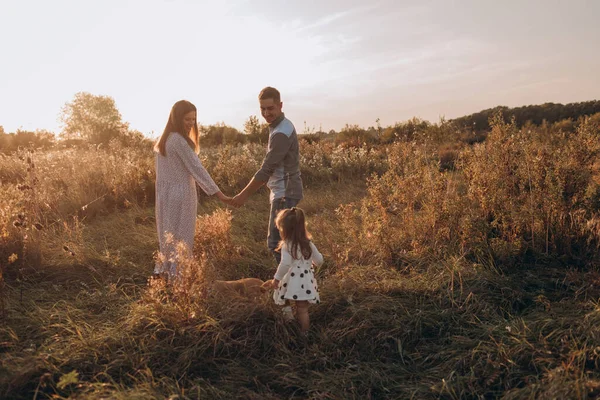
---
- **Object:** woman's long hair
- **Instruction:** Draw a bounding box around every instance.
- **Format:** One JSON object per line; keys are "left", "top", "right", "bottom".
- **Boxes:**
{"left": 154, "top": 100, "right": 199, "bottom": 156}
{"left": 275, "top": 207, "right": 312, "bottom": 260}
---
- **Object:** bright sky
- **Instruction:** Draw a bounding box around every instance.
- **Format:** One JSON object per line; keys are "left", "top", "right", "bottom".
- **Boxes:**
{"left": 1, "top": 0, "right": 599, "bottom": 137}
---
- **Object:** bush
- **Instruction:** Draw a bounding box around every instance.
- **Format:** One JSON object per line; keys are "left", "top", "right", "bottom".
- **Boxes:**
{"left": 461, "top": 113, "right": 600, "bottom": 257}
{"left": 0, "top": 130, "right": 55, "bottom": 154}
{"left": 338, "top": 142, "right": 472, "bottom": 265}
{"left": 200, "top": 123, "right": 246, "bottom": 147}
{"left": 335, "top": 124, "right": 377, "bottom": 147}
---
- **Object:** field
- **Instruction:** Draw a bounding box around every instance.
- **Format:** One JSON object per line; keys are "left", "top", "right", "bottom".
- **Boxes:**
{"left": 2, "top": 114, "right": 600, "bottom": 399}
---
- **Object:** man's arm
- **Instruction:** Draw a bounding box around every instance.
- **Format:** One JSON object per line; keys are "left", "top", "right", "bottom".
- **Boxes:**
{"left": 230, "top": 177, "right": 265, "bottom": 207}
{"left": 231, "top": 133, "right": 291, "bottom": 207}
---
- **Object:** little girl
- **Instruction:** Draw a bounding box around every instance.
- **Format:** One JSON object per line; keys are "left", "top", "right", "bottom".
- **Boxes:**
{"left": 271, "top": 207, "right": 323, "bottom": 333}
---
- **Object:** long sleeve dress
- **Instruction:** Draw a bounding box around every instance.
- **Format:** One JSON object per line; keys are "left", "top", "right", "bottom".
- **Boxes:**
{"left": 154, "top": 133, "right": 220, "bottom": 277}
{"left": 273, "top": 241, "right": 323, "bottom": 305}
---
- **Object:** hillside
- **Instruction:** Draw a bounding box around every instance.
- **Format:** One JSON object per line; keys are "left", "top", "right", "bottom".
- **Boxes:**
{"left": 450, "top": 100, "right": 600, "bottom": 132}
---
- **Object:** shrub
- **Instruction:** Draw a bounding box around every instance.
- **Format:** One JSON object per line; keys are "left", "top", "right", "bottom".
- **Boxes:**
{"left": 461, "top": 113, "right": 600, "bottom": 257}
{"left": 338, "top": 142, "right": 472, "bottom": 265}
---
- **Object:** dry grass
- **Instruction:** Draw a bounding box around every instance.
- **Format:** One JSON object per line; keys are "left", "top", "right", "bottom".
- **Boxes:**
{"left": 2, "top": 115, "right": 600, "bottom": 398}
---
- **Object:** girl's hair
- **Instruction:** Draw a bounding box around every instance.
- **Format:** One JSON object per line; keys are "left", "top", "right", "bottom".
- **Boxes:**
{"left": 154, "top": 100, "right": 199, "bottom": 156}
{"left": 275, "top": 207, "right": 312, "bottom": 260}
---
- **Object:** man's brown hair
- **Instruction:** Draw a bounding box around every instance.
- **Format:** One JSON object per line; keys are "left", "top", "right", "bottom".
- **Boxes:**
{"left": 258, "top": 86, "right": 281, "bottom": 103}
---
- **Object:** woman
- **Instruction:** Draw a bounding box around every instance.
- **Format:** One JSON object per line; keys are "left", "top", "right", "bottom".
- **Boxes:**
{"left": 154, "top": 100, "right": 230, "bottom": 278}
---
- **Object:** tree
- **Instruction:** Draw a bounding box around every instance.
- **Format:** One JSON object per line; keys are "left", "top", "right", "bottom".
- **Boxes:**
{"left": 0, "top": 129, "right": 55, "bottom": 153}
{"left": 450, "top": 100, "right": 600, "bottom": 132}
{"left": 336, "top": 124, "right": 377, "bottom": 147}
{"left": 243, "top": 115, "right": 268, "bottom": 144}
{"left": 59, "top": 92, "right": 128, "bottom": 145}
{"left": 199, "top": 123, "right": 245, "bottom": 147}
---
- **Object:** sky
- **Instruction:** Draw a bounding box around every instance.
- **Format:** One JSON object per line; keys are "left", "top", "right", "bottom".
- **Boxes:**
{"left": 1, "top": 0, "right": 599, "bottom": 137}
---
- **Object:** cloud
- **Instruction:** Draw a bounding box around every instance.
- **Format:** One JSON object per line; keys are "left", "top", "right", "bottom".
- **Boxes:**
{"left": 291, "top": 6, "right": 374, "bottom": 33}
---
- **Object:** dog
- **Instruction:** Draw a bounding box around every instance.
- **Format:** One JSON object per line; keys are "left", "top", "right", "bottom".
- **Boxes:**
{"left": 212, "top": 278, "right": 274, "bottom": 299}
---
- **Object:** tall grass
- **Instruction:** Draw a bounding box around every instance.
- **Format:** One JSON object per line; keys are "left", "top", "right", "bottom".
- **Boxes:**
{"left": 462, "top": 114, "right": 600, "bottom": 259}
{"left": 337, "top": 114, "right": 600, "bottom": 270}
{"left": 2, "top": 114, "right": 600, "bottom": 398}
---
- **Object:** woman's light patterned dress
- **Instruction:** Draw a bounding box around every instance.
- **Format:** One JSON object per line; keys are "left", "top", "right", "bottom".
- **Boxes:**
{"left": 154, "top": 133, "right": 219, "bottom": 277}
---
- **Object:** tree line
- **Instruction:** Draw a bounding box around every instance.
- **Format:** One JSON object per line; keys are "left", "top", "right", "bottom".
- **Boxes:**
{"left": 450, "top": 100, "right": 600, "bottom": 132}
{"left": 1, "top": 93, "right": 599, "bottom": 153}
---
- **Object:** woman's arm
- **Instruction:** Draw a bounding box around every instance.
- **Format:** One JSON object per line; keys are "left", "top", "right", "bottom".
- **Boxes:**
{"left": 214, "top": 190, "right": 232, "bottom": 204}
{"left": 170, "top": 134, "right": 220, "bottom": 195}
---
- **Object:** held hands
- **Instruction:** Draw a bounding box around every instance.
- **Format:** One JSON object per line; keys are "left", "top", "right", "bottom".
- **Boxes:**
{"left": 228, "top": 177, "right": 263, "bottom": 208}
{"left": 221, "top": 196, "right": 233, "bottom": 205}
{"left": 214, "top": 191, "right": 248, "bottom": 208}
{"left": 272, "top": 279, "right": 280, "bottom": 289}
{"left": 215, "top": 191, "right": 233, "bottom": 205}
{"left": 229, "top": 192, "right": 248, "bottom": 208}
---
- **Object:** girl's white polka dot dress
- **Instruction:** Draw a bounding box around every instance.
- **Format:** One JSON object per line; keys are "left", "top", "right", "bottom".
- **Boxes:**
{"left": 273, "top": 241, "right": 323, "bottom": 305}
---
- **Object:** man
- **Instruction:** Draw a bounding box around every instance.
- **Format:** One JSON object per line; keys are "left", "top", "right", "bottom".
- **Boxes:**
{"left": 231, "top": 87, "right": 303, "bottom": 263}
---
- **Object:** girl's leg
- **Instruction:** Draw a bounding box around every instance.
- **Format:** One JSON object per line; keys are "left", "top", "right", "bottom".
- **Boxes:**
{"left": 295, "top": 301, "right": 310, "bottom": 333}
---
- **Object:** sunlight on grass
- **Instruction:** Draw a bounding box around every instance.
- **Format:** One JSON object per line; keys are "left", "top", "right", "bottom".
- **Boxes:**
{"left": 1, "top": 113, "right": 600, "bottom": 398}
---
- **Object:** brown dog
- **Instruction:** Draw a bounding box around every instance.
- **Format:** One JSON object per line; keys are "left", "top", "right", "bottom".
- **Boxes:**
{"left": 212, "top": 278, "right": 273, "bottom": 299}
